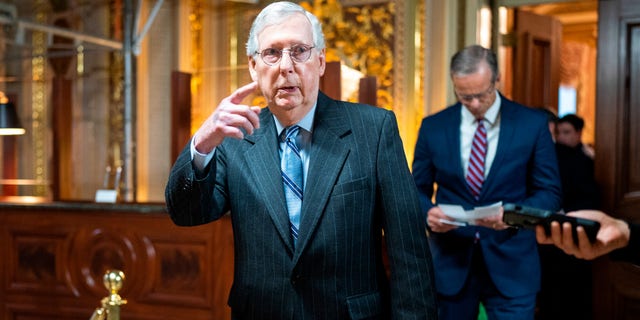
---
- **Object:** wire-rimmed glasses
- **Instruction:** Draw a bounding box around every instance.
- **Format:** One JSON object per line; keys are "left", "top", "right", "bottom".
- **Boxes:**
{"left": 455, "top": 83, "right": 496, "bottom": 103}
{"left": 255, "top": 44, "right": 315, "bottom": 66}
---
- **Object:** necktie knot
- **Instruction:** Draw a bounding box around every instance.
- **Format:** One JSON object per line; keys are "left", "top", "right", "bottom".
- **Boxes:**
{"left": 282, "top": 125, "right": 300, "bottom": 143}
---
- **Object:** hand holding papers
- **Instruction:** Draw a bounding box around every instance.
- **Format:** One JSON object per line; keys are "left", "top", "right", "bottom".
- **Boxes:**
{"left": 438, "top": 202, "right": 503, "bottom": 226}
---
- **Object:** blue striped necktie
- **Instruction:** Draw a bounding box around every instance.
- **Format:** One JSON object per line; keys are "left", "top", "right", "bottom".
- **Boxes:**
{"left": 466, "top": 119, "right": 487, "bottom": 199}
{"left": 281, "top": 126, "right": 303, "bottom": 245}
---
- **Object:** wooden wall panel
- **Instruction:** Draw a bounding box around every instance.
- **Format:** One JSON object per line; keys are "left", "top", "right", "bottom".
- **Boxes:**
{"left": 0, "top": 204, "right": 234, "bottom": 320}
{"left": 171, "top": 71, "right": 192, "bottom": 164}
{"left": 320, "top": 61, "right": 342, "bottom": 100}
{"left": 358, "top": 76, "right": 377, "bottom": 107}
{"left": 51, "top": 77, "right": 73, "bottom": 200}
{"left": 626, "top": 25, "right": 640, "bottom": 196}
{"left": 594, "top": 0, "right": 640, "bottom": 318}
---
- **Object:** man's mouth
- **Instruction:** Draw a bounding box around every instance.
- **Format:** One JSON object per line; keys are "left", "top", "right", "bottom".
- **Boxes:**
{"left": 277, "top": 86, "right": 298, "bottom": 93}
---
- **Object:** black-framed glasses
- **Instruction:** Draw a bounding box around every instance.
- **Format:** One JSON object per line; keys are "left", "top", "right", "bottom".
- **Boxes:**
{"left": 455, "top": 83, "right": 495, "bottom": 103}
{"left": 255, "top": 44, "right": 315, "bottom": 66}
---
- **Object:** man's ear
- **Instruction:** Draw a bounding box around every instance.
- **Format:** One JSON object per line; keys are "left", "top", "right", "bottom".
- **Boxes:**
{"left": 248, "top": 57, "right": 257, "bottom": 81}
{"left": 318, "top": 48, "right": 326, "bottom": 77}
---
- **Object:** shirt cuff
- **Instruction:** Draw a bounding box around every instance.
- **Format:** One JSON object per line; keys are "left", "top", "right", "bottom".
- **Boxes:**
{"left": 190, "top": 138, "right": 215, "bottom": 172}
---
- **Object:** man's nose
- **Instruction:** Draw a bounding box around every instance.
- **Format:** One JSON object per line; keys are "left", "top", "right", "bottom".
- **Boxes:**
{"left": 467, "top": 98, "right": 482, "bottom": 107}
{"left": 279, "top": 51, "right": 294, "bottom": 70}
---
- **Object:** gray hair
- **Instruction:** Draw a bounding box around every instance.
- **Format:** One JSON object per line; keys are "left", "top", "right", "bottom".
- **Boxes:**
{"left": 246, "top": 1, "right": 326, "bottom": 57}
{"left": 450, "top": 45, "right": 498, "bottom": 82}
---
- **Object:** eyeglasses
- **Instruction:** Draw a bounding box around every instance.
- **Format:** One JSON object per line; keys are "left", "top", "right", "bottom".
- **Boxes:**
{"left": 255, "top": 44, "right": 315, "bottom": 66}
{"left": 455, "top": 83, "right": 495, "bottom": 103}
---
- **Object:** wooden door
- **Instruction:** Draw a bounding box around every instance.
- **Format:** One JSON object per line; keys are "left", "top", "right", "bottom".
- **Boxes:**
{"left": 512, "top": 10, "right": 562, "bottom": 109}
{"left": 170, "top": 71, "right": 192, "bottom": 164}
{"left": 320, "top": 61, "right": 378, "bottom": 106}
{"left": 594, "top": 0, "right": 640, "bottom": 318}
{"left": 320, "top": 61, "right": 342, "bottom": 100}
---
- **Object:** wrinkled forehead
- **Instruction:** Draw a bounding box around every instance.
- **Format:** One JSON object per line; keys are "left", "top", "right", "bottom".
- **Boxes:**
{"left": 256, "top": 13, "right": 313, "bottom": 46}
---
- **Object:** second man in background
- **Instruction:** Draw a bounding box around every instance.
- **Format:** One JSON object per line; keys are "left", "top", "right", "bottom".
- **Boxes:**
{"left": 413, "top": 45, "right": 562, "bottom": 320}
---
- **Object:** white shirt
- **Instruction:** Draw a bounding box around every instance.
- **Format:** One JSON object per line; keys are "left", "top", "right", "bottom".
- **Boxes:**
{"left": 460, "top": 93, "right": 501, "bottom": 178}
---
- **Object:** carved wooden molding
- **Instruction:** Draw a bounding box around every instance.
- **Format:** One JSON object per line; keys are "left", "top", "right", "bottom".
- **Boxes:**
{"left": 0, "top": 206, "right": 234, "bottom": 319}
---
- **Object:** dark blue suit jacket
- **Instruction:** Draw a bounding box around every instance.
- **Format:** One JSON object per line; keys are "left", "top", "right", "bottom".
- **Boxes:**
{"left": 412, "top": 94, "right": 561, "bottom": 298}
{"left": 166, "top": 92, "right": 438, "bottom": 319}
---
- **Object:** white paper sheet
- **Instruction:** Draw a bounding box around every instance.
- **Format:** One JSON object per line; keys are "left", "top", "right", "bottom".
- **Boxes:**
{"left": 438, "top": 201, "right": 502, "bottom": 223}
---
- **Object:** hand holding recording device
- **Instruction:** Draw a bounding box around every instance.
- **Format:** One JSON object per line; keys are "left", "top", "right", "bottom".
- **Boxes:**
{"left": 502, "top": 203, "right": 600, "bottom": 244}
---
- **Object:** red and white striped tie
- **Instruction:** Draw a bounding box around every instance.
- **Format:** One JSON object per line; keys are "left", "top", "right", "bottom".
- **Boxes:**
{"left": 466, "top": 119, "right": 487, "bottom": 199}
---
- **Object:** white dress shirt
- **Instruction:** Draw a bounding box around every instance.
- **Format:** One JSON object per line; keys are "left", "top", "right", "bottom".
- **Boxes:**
{"left": 460, "top": 93, "right": 501, "bottom": 178}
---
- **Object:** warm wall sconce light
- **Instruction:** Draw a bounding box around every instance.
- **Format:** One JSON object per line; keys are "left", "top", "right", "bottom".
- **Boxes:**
{"left": 0, "top": 92, "right": 25, "bottom": 135}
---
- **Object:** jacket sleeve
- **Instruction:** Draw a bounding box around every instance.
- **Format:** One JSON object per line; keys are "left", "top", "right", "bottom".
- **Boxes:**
{"left": 610, "top": 222, "right": 640, "bottom": 265}
{"left": 164, "top": 140, "right": 229, "bottom": 226}
{"left": 412, "top": 117, "right": 437, "bottom": 215}
{"left": 377, "top": 111, "right": 439, "bottom": 318}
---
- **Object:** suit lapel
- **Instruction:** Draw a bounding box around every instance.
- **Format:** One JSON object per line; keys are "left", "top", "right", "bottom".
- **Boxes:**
{"left": 245, "top": 110, "right": 295, "bottom": 254}
{"left": 484, "top": 97, "right": 513, "bottom": 194}
{"left": 294, "top": 93, "right": 351, "bottom": 260}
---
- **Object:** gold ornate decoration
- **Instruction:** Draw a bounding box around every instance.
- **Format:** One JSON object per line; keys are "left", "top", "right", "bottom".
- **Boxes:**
{"left": 32, "top": 0, "right": 47, "bottom": 196}
{"left": 189, "top": 0, "right": 203, "bottom": 134}
{"left": 297, "top": 0, "right": 424, "bottom": 161}
{"left": 417, "top": 0, "right": 425, "bottom": 118}
{"left": 109, "top": 0, "right": 125, "bottom": 171}
{"left": 412, "top": 0, "right": 425, "bottom": 132}
{"left": 301, "top": 0, "right": 395, "bottom": 110}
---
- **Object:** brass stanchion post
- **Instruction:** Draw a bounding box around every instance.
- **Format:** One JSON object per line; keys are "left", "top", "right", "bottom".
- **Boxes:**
{"left": 89, "top": 270, "right": 127, "bottom": 320}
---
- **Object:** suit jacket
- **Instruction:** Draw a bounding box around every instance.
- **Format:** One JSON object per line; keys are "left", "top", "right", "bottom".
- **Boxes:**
{"left": 412, "top": 94, "right": 561, "bottom": 298}
{"left": 611, "top": 222, "right": 640, "bottom": 265}
{"left": 555, "top": 143, "right": 599, "bottom": 211}
{"left": 165, "top": 92, "right": 438, "bottom": 319}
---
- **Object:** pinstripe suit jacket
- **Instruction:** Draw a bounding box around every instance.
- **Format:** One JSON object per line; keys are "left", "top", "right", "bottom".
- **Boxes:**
{"left": 165, "top": 92, "right": 438, "bottom": 319}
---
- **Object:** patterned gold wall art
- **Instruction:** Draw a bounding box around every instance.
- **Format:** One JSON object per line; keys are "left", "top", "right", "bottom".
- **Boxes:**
{"left": 32, "top": 0, "right": 47, "bottom": 197}
{"left": 189, "top": 0, "right": 203, "bottom": 135}
{"left": 301, "top": 0, "right": 395, "bottom": 110}
{"left": 109, "top": 0, "right": 125, "bottom": 174}
{"left": 297, "top": 0, "right": 423, "bottom": 162}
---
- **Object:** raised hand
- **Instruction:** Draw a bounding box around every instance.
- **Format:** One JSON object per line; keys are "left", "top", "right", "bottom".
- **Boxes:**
{"left": 193, "top": 81, "right": 262, "bottom": 153}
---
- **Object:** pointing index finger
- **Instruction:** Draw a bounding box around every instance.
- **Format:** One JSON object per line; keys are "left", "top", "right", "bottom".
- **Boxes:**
{"left": 229, "top": 81, "right": 258, "bottom": 104}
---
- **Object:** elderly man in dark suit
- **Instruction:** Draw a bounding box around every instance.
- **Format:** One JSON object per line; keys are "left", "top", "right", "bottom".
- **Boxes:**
{"left": 412, "top": 45, "right": 561, "bottom": 320}
{"left": 165, "top": 2, "right": 437, "bottom": 319}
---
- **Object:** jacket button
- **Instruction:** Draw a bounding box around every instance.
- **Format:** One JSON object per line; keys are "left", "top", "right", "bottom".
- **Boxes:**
{"left": 291, "top": 275, "right": 301, "bottom": 285}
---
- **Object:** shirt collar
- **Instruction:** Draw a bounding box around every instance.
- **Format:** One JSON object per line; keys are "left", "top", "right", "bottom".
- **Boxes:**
{"left": 274, "top": 103, "right": 316, "bottom": 136}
